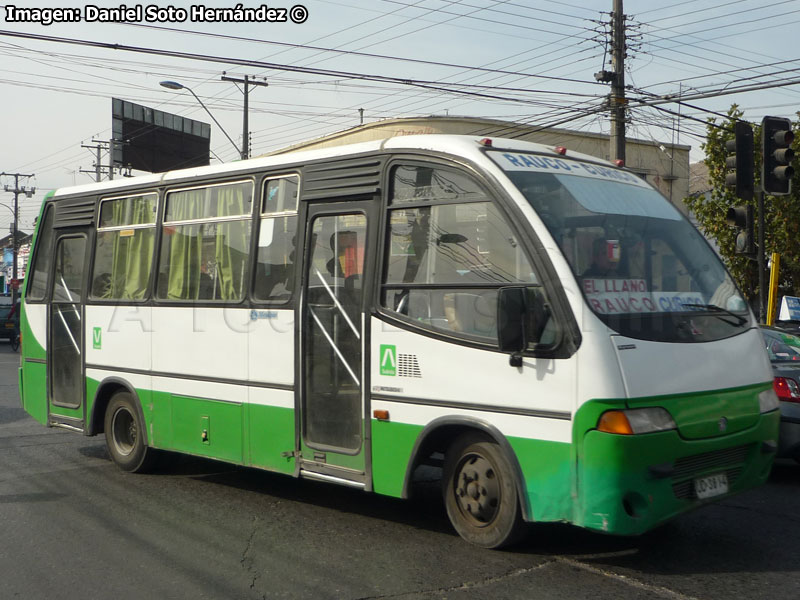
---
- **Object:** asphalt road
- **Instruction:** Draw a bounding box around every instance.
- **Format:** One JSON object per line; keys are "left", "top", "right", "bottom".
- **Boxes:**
{"left": 2, "top": 346, "right": 800, "bottom": 600}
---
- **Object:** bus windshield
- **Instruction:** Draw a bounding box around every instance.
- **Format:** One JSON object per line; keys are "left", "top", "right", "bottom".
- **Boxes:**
{"left": 492, "top": 152, "right": 751, "bottom": 343}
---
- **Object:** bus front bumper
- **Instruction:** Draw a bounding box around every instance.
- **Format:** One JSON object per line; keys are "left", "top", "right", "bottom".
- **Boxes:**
{"left": 575, "top": 409, "right": 779, "bottom": 535}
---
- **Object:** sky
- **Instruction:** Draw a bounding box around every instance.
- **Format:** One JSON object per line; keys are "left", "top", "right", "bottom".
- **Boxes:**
{"left": 2, "top": 0, "right": 800, "bottom": 234}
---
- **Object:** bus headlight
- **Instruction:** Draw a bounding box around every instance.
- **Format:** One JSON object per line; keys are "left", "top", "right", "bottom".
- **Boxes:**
{"left": 597, "top": 408, "right": 677, "bottom": 435}
{"left": 759, "top": 388, "right": 779, "bottom": 413}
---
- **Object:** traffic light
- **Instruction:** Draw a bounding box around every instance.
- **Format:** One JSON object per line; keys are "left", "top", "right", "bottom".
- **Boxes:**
{"left": 726, "top": 205, "right": 755, "bottom": 256}
{"left": 725, "top": 121, "right": 754, "bottom": 201}
{"left": 762, "top": 116, "right": 795, "bottom": 195}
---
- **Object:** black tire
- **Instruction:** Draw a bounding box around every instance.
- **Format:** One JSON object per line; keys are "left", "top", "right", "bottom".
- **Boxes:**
{"left": 443, "top": 435, "right": 525, "bottom": 549}
{"left": 104, "top": 391, "right": 157, "bottom": 473}
{"left": 9, "top": 333, "right": 19, "bottom": 352}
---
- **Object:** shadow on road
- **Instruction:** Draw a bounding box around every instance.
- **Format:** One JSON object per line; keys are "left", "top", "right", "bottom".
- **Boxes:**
{"left": 0, "top": 405, "right": 27, "bottom": 425}
{"left": 73, "top": 437, "right": 800, "bottom": 583}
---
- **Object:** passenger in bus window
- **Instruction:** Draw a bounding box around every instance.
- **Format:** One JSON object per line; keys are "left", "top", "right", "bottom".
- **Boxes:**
{"left": 92, "top": 273, "right": 111, "bottom": 298}
{"left": 199, "top": 261, "right": 215, "bottom": 299}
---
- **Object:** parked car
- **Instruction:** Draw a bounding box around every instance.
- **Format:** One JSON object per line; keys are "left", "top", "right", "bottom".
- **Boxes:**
{"left": 762, "top": 326, "right": 800, "bottom": 461}
{"left": 0, "top": 302, "right": 17, "bottom": 341}
{"left": 773, "top": 320, "right": 800, "bottom": 335}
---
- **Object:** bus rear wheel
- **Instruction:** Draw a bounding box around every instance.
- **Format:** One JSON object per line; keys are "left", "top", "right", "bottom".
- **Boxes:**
{"left": 443, "top": 435, "right": 525, "bottom": 549}
{"left": 104, "top": 391, "right": 156, "bottom": 473}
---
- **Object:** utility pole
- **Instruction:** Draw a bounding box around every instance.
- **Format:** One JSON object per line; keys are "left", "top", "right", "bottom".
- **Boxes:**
{"left": 80, "top": 140, "right": 104, "bottom": 182}
{"left": 221, "top": 73, "right": 268, "bottom": 159}
{"left": 1, "top": 172, "right": 35, "bottom": 305}
{"left": 79, "top": 139, "right": 130, "bottom": 181}
{"left": 609, "top": 0, "right": 626, "bottom": 164}
{"left": 108, "top": 139, "right": 115, "bottom": 180}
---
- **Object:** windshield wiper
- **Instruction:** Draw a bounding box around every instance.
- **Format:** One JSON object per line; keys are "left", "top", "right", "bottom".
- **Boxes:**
{"left": 681, "top": 303, "right": 747, "bottom": 326}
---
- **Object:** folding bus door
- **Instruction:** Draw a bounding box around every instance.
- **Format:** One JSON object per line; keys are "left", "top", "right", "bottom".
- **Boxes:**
{"left": 48, "top": 232, "right": 89, "bottom": 431}
{"left": 298, "top": 199, "right": 377, "bottom": 487}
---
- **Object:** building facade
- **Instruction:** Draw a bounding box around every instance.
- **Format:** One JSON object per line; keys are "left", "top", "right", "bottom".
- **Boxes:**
{"left": 0, "top": 232, "right": 31, "bottom": 295}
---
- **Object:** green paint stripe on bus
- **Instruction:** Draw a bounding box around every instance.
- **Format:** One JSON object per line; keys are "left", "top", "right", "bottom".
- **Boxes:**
{"left": 21, "top": 359, "right": 47, "bottom": 425}
{"left": 20, "top": 303, "right": 45, "bottom": 359}
{"left": 143, "top": 387, "right": 295, "bottom": 474}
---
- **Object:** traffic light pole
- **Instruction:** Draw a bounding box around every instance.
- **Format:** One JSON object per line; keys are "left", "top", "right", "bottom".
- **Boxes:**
{"left": 759, "top": 116, "right": 795, "bottom": 323}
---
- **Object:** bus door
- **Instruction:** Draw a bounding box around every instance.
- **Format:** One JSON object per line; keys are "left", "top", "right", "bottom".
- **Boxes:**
{"left": 298, "top": 200, "right": 376, "bottom": 486}
{"left": 48, "top": 232, "right": 89, "bottom": 431}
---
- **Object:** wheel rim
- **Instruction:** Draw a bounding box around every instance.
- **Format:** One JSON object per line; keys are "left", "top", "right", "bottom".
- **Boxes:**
{"left": 111, "top": 407, "right": 137, "bottom": 457}
{"left": 452, "top": 452, "right": 501, "bottom": 527}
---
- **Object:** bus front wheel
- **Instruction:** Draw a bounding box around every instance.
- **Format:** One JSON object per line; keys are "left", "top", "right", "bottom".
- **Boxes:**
{"left": 443, "top": 435, "right": 525, "bottom": 549}
{"left": 104, "top": 391, "right": 156, "bottom": 473}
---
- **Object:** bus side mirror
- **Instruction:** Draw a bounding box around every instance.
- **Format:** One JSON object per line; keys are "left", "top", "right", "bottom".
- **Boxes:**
{"left": 497, "top": 286, "right": 549, "bottom": 353}
{"left": 497, "top": 287, "right": 526, "bottom": 352}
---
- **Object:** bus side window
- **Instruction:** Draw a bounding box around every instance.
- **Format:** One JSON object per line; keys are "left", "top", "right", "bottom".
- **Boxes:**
{"left": 254, "top": 175, "right": 299, "bottom": 303}
{"left": 381, "top": 164, "right": 553, "bottom": 347}
{"left": 90, "top": 193, "right": 157, "bottom": 301}
{"left": 26, "top": 203, "right": 55, "bottom": 302}
{"left": 157, "top": 180, "right": 253, "bottom": 302}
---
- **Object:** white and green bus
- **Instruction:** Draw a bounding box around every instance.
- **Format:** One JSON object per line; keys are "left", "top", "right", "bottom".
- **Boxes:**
{"left": 19, "top": 135, "right": 779, "bottom": 548}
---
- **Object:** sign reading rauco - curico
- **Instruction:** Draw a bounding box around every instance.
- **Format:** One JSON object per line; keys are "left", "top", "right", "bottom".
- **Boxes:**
{"left": 489, "top": 151, "right": 651, "bottom": 188}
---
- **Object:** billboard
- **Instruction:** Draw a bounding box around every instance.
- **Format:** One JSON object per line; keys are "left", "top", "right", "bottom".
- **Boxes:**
{"left": 112, "top": 98, "right": 211, "bottom": 173}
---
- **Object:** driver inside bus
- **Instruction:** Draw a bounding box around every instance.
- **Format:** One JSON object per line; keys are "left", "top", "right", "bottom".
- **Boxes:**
{"left": 583, "top": 237, "right": 622, "bottom": 277}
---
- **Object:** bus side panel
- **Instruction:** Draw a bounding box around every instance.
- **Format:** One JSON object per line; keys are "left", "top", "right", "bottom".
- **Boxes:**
{"left": 247, "top": 310, "right": 296, "bottom": 474}
{"left": 170, "top": 394, "right": 244, "bottom": 463}
{"left": 85, "top": 371, "right": 154, "bottom": 439}
{"left": 85, "top": 305, "right": 152, "bottom": 372}
{"left": 145, "top": 377, "right": 248, "bottom": 464}
{"left": 21, "top": 303, "right": 47, "bottom": 425}
{"left": 370, "top": 419, "right": 421, "bottom": 498}
{"left": 152, "top": 307, "right": 248, "bottom": 382}
{"left": 21, "top": 362, "right": 47, "bottom": 425}
{"left": 150, "top": 307, "right": 248, "bottom": 464}
{"left": 369, "top": 319, "right": 577, "bottom": 515}
{"left": 85, "top": 305, "right": 153, "bottom": 436}
{"left": 247, "top": 389, "right": 296, "bottom": 474}
{"left": 506, "top": 436, "right": 573, "bottom": 523}
{"left": 370, "top": 399, "right": 576, "bottom": 524}
{"left": 147, "top": 389, "right": 173, "bottom": 448}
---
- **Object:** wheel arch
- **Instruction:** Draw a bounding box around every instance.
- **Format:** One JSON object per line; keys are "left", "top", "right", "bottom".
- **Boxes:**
{"left": 88, "top": 377, "right": 149, "bottom": 446}
{"left": 400, "top": 416, "right": 532, "bottom": 521}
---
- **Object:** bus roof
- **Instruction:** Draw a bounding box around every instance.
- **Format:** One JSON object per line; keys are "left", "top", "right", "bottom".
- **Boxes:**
{"left": 51, "top": 134, "right": 613, "bottom": 199}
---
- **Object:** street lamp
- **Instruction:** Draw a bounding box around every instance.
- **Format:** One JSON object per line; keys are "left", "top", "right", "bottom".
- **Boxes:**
{"left": 159, "top": 80, "right": 242, "bottom": 161}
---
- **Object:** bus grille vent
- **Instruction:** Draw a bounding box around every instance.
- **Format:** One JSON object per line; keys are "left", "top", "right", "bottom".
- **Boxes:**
{"left": 397, "top": 354, "right": 422, "bottom": 378}
{"left": 54, "top": 197, "right": 96, "bottom": 228}
{"left": 670, "top": 444, "right": 750, "bottom": 499}
{"left": 302, "top": 156, "right": 385, "bottom": 200}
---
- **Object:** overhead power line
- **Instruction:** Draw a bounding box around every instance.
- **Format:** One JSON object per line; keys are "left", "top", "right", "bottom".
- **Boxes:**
{"left": 59, "top": 23, "right": 605, "bottom": 88}
{"left": 0, "top": 29, "right": 604, "bottom": 90}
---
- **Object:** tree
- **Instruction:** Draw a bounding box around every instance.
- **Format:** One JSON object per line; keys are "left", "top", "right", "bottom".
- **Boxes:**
{"left": 685, "top": 105, "right": 800, "bottom": 308}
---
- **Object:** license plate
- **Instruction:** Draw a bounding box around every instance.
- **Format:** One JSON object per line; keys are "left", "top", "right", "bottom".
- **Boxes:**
{"left": 4, "top": 323, "right": 14, "bottom": 328}
{"left": 694, "top": 472, "right": 729, "bottom": 499}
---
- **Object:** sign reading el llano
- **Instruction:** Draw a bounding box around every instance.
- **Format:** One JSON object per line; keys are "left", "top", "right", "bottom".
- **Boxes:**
{"left": 582, "top": 278, "right": 704, "bottom": 314}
